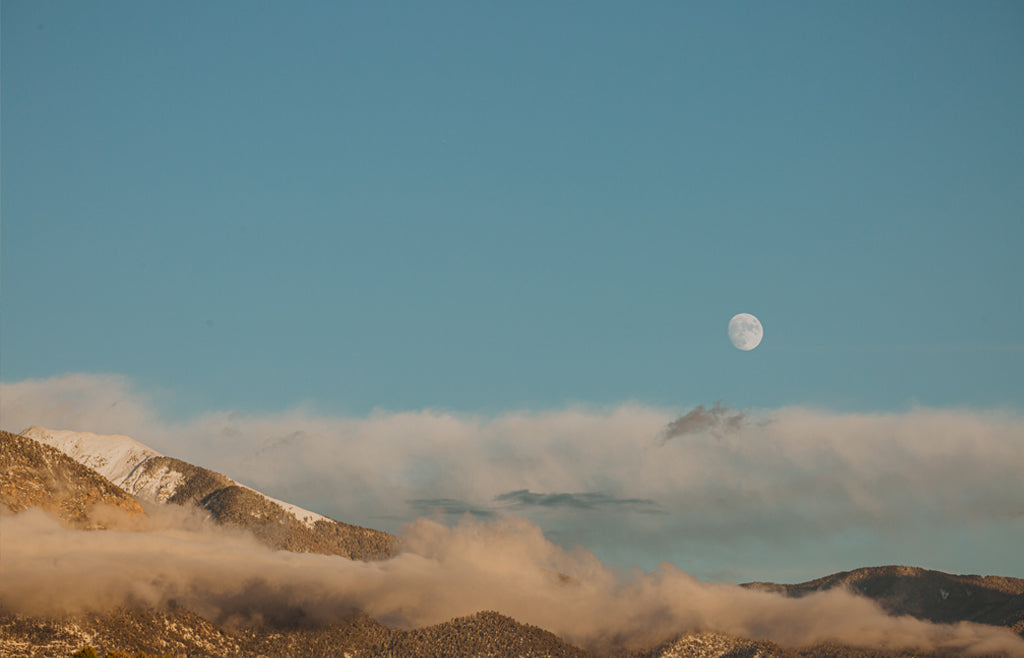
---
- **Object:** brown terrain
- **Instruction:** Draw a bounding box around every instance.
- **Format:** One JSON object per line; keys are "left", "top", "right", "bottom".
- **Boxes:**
{"left": 0, "top": 608, "right": 590, "bottom": 658}
{"left": 624, "top": 630, "right": 973, "bottom": 658}
{"left": 0, "top": 430, "right": 143, "bottom": 527}
{"left": 129, "top": 454, "right": 397, "bottom": 560}
{"left": 2, "top": 606, "right": 1015, "bottom": 658}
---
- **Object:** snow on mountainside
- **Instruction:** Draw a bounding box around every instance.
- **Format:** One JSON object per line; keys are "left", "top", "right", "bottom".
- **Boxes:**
{"left": 0, "top": 430, "right": 145, "bottom": 527}
{"left": 22, "top": 426, "right": 327, "bottom": 527}
{"left": 260, "top": 493, "right": 329, "bottom": 527}
{"left": 20, "top": 427, "right": 161, "bottom": 491}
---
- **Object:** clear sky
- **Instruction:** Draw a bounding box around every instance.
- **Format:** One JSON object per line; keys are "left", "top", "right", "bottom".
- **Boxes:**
{"left": 2, "top": 2, "right": 1023, "bottom": 582}
{"left": 4, "top": 0, "right": 1022, "bottom": 416}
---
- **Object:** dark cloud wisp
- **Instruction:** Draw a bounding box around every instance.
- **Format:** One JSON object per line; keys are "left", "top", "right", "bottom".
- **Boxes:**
{"left": 494, "top": 490, "right": 662, "bottom": 513}
{"left": 406, "top": 498, "right": 497, "bottom": 518}
{"left": 408, "top": 491, "right": 661, "bottom": 517}
{"left": 662, "top": 402, "right": 747, "bottom": 442}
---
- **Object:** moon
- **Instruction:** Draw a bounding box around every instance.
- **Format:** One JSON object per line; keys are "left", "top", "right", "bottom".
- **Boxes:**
{"left": 728, "top": 313, "right": 763, "bottom": 351}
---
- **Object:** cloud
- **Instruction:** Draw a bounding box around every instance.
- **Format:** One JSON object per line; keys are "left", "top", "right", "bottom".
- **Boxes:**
{"left": 494, "top": 489, "right": 661, "bottom": 513}
{"left": 403, "top": 491, "right": 659, "bottom": 521}
{"left": 661, "top": 402, "right": 747, "bottom": 441}
{"left": 2, "top": 509, "right": 1022, "bottom": 656}
{"left": 0, "top": 373, "right": 157, "bottom": 439}
{"left": 406, "top": 498, "right": 497, "bottom": 518}
{"left": 3, "top": 373, "right": 1024, "bottom": 582}
{"left": 408, "top": 491, "right": 661, "bottom": 519}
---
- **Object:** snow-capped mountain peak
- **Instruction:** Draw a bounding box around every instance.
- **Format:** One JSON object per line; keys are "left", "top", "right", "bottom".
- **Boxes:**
{"left": 22, "top": 426, "right": 162, "bottom": 486}
{"left": 21, "top": 426, "right": 329, "bottom": 529}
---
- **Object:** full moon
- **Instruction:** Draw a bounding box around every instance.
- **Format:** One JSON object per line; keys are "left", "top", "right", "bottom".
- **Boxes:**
{"left": 728, "top": 313, "right": 763, "bottom": 351}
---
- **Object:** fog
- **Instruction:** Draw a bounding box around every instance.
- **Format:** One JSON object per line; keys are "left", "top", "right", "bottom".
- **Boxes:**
{"left": 2, "top": 508, "right": 1022, "bottom": 656}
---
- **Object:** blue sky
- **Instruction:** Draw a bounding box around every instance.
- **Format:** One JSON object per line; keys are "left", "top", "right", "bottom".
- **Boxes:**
{"left": 2, "top": 3, "right": 1024, "bottom": 583}
{"left": 4, "top": 1, "right": 1022, "bottom": 416}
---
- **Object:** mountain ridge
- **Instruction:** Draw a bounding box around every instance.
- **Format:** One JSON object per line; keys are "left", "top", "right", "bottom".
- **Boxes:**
{"left": 20, "top": 425, "right": 397, "bottom": 560}
{"left": 3, "top": 606, "right": 1017, "bottom": 658}
{"left": 0, "top": 429, "right": 144, "bottom": 527}
{"left": 744, "top": 566, "right": 1024, "bottom": 635}
{"left": 0, "top": 608, "right": 593, "bottom": 658}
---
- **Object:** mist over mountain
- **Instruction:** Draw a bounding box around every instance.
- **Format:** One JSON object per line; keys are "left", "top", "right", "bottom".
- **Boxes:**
{"left": 3, "top": 427, "right": 1024, "bottom": 657}
{"left": 745, "top": 567, "right": 1024, "bottom": 636}
{"left": 6, "top": 375, "right": 1023, "bottom": 584}
{"left": 21, "top": 426, "right": 396, "bottom": 560}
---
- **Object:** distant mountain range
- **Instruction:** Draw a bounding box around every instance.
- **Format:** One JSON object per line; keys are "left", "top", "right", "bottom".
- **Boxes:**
{"left": 2, "top": 426, "right": 1022, "bottom": 657}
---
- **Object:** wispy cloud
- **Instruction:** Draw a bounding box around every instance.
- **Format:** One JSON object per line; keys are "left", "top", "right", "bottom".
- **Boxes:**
{"left": 407, "top": 498, "right": 497, "bottom": 518}
{"left": 661, "top": 401, "right": 747, "bottom": 441}
{"left": 494, "top": 489, "right": 662, "bottom": 513}
{"left": 407, "top": 490, "right": 662, "bottom": 519}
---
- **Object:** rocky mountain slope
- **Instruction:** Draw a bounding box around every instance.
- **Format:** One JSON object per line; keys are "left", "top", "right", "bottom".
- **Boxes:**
{"left": 629, "top": 631, "right": 999, "bottom": 658}
{"left": 0, "top": 430, "right": 143, "bottom": 527}
{"left": 0, "top": 608, "right": 591, "bottom": 658}
{"left": 3, "top": 606, "right": 1015, "bottom": 658}
{"left": 21, "top": 426, "right": 397, "bottom": 560}
{"left": 745, "top": 566, "right": 1024, "bottom": 635}
{"left": 628, "top": 630, "right": 790, "bottom": 658}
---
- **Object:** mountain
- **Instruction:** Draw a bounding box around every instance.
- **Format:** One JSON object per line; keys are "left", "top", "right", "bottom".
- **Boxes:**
{"left": 744, "top": 566, "right": 1024, "bottom": 636}
{"left": 0, "top": 608, "right": 591, "bottom": 658}
{"left": 0, "top": 430, "right": 144, "bottom": 527}
{"left": 2, "top": 606, "right": 1013, "bottom": 658}
{"left": 627, "top": 630, "right": 792, "bottom": 658}
{"left": 630, "top": 631, "right": 1002, "bottom": 658}
{"left": 21, "top": 426, "right": 397, "bottom": 560}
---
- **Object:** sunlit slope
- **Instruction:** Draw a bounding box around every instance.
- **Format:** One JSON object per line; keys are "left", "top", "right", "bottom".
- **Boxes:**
{"left": 22, "top": 425, "right": 396, "bottom": 559}
{"left": 0, "top": 429, "right": 144, "bottom": 526}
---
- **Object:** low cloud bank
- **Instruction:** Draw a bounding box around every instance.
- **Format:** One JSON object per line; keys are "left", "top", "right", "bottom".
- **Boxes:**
{"left": 2, "top": 509, "right": 1022, "bottom": 656}
{"left": 2, "top": 373, "right": 1024, "bottom": 581}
